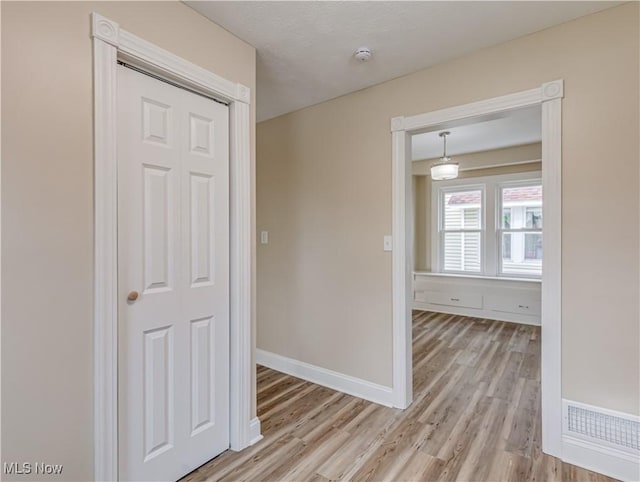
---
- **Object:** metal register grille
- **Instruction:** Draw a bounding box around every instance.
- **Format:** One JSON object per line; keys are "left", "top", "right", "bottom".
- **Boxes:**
{"left": 567, "top": 404, "right": 639, "bottom": 452}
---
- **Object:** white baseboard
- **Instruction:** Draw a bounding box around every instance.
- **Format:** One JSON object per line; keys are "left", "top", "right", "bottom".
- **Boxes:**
{"left": 256, "top": 349, "right": 394, "bottom": 407}
{"left": 562, "top": 436, "right": 639, "bottom": 482}
{"left": 412, "top": 302, "right": 541, "bottom": 326}
{"left": 249, "top": 416, "right": 263, "bottom": 446}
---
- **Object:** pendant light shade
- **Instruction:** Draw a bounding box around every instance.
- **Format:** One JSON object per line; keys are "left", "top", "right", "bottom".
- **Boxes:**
{"left": 431, "top": 131, "right": 459, "bottom": 181}
{"left": 430, "top": 162, "right": 458, "bottom": 180}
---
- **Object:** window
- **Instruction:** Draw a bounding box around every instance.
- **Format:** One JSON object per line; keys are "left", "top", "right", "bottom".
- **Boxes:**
{"left": 433, "top": 172, "right": 542, "bottom": 279}
{"left": 440, "top": 188, "right": 483, "bottom": 273}
{"left": 499, "top": 184, "right": 542, "bottom": 277}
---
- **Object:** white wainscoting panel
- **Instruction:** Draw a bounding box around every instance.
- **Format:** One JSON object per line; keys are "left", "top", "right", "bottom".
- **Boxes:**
{"left": 256, "top": 349, "right": 394, "bottom": 407}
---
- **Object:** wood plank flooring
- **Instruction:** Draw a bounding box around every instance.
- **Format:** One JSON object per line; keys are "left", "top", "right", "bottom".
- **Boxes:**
{"left": 182, "top": 311, "right": 617, "bottom": 482}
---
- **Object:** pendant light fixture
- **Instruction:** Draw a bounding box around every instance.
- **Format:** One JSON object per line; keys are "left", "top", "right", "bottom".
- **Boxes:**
{"left": 430, "top": 131, "right": 459, "bottom": 181}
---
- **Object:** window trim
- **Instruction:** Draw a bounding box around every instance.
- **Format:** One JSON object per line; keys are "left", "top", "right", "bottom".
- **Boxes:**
{"left": 431, "top": 170, "right": 542, "bottom": 279}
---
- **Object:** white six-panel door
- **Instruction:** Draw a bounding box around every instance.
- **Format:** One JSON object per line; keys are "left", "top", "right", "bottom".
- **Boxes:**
{"left": 117, "top": 65, "right": 230, "bottom": 481}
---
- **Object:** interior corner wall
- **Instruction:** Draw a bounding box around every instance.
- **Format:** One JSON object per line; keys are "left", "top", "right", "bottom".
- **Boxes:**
{"left": 256, "top": 3, "right": 639, "bottom": 414}
{"left": 1, "top": 2, "right": 256, "bottom": 480}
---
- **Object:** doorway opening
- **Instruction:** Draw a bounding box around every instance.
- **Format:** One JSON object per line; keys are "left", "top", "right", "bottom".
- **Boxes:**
{"left": 390, "top": 81, "right": 563, "bottom": 458}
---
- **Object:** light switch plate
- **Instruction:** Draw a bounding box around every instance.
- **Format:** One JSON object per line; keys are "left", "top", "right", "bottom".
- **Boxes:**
{"left": 383, "top": 235, "right": 392, "bottom": 251}
{"left": 260, "top": 231, "right": 269, "bottom": 244}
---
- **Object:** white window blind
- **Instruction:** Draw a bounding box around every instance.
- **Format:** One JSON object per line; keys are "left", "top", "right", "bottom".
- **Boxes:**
{"left": 441, "top": 189, "right": 482, "bottom": 273}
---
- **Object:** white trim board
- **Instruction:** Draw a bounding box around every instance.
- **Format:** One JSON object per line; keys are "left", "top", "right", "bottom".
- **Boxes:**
{"left": 249, "top": 417, "right": 263, "bottom": 446}
{"left": 92, "top": 13, "right": 257, "bottom": 481}
{"left": 563, "top": 437, "right": 640, "bottom": 482}
{"left": 256, "top": 349, "right": 394, "bottom": 407}
{"left": 391, "top": 80, "right": 564, "bottom": 459}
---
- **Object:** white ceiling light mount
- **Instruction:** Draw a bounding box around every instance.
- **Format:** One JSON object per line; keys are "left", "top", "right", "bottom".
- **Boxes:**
{"left": 431, "top": 131, "right": 459, "bottom": 181}
{"left": 354, "top": 47, "right": 372, "bottom": 62}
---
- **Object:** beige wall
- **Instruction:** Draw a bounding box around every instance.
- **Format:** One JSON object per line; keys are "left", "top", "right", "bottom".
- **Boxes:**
{"left": 414, "top": 145, "right": 542, "bottom": 271}
{"left": 414, "top": 175, "right": 430, "bottom": 272}
{"left": 412, "top": 142, "right": 542, "bottom": 175}
{"left": 257, "top": 4, "right": 639, "bottom": 413}
{"left": 1, "top": 2, "right": 256, "bottom": 480}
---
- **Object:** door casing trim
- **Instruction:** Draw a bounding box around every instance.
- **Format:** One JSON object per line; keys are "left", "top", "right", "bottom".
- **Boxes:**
{"left": 91, "top": 13, "right": 258, "bottom": 481}
{"left": 390, "top": 80, "right": 564, "bottom": 458}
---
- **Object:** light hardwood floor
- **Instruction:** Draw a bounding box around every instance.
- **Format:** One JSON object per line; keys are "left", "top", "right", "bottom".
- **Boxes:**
{"left": 182, "top": 311, "right": 617, "bottom": 482}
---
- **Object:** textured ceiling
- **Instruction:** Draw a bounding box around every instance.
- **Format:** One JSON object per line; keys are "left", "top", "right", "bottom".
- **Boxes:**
{"left": 412, "top": 105, "right": 542, "bottom": 161}
{"left": 187, "top": 1, "right": 620, "bottom": 122}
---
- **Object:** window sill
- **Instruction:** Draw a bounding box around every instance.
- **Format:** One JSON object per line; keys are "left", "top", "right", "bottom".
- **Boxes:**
{"left": 414, "top": 271, "right": 542, "bottom": 284}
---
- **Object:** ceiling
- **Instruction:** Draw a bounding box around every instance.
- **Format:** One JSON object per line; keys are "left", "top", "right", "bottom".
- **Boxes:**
{"left": 411, "top": 105, "right": 542, "bottom": 161}
{"left": 187, "top": 1, "right": 620, "bottom": 122}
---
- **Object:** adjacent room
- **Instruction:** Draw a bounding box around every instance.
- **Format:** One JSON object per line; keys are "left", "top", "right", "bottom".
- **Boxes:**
{"left": 2, "top": 2, "right": 638, "bottom": 482}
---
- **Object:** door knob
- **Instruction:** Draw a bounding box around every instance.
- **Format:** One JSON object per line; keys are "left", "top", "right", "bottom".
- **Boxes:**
{"left": 127, "top": 291, "right": 139, "bottom": 302}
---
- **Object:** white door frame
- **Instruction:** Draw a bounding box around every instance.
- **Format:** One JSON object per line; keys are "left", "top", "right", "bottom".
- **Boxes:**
{"left": 91, "top": 13, "right": 259, "bottom": 481}
{"left": 390, "top": 80, "right": 564, "bottom": 457}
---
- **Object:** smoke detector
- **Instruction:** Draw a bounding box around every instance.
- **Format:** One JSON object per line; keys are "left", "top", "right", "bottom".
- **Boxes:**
{"left": 354, "top": 47, "right": 372, "bottom": 62}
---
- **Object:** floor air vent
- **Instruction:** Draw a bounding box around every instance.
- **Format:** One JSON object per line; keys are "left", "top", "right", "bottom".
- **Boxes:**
{"left": 564, "top": 400, "right": 639, "bottom": 453}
